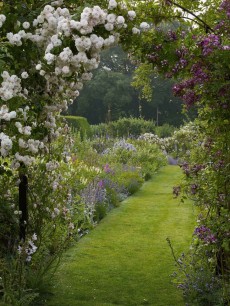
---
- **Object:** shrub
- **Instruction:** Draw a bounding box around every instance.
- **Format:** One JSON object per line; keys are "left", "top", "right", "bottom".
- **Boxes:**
{"left": 100, "top": 136, "right": 167, "bottom": 180}
{"left": 91, "top": 117, "right": 156, "bottom": 138}
{"left": 91, "top": 123, "right": 109, "bottom": 138}
{"left": 130, "top": 139, "right": 167, "bottom": 179}
{"left": 116, "top": 170, "right": 144, "bottom": 194}
{"left": 63, "top": 116, "right": 91, "bottom": 138}
{"left": 169, "top": 243, "right": 225, "bottom": 306}
{"left": 101, "top": 139, "right": 137, "bottom": 165}
{"left": 91, "top": 136, "right": 115, "bottom": 154}
{"left": 155, "top": 123, "right": 176, "bottom": 138}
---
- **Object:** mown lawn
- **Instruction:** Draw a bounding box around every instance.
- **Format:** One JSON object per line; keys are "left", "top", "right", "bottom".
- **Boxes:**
{"left": 44, "top": 165, "right": 196, "bottom": 306}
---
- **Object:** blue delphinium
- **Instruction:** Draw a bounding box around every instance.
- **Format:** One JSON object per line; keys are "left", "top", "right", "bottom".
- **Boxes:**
{"left": 113, "top": 139, "right": 137, "bottom": 152}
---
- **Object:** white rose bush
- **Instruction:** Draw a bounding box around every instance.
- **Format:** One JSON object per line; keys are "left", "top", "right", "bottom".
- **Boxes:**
{"left": 0, "top": 0, "right": 149, "bottom": 303}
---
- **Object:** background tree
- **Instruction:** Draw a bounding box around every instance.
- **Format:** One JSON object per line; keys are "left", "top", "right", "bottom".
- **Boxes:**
{"left": 69, "top": 68, "right": 137, "bottom": 123}
{"left": 68, "top": 46, "right": 188, "bottom": 126}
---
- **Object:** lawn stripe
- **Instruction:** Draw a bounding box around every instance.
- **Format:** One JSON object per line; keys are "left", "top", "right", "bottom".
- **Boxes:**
{"left": 45, "top": 165, "right": 196, "bottom": 306}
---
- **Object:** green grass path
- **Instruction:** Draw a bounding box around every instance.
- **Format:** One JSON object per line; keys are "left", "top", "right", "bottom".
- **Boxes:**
{"left": 46, "top": 166, "right": 196, "bottom": 306}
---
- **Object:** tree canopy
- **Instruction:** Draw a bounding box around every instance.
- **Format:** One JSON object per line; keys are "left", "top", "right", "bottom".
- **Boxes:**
{"left": 68, "top": 46, "right": 189, "bottom": 126}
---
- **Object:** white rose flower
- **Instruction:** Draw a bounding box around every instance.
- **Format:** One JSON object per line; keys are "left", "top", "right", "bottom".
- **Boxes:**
{"left": 19, "top": 138, "right": 27, "bottom": 148}
{"left": 15, "top": 122, "right": 22, "bottom": 129}
{"left": 24, "top": 126, "right": 32, "bottom": 135}
{"left": 22, "top": 22, "right": 30, "bottom": 29}
{"left": 132, "top": 27, "right": 140, "bottom": 34}
{"left": 37, "top": 15, "right": 45, "bottom": 23}
{"left": 35, "top": 64, "right": 42, "bottom": 70}
{"left": 107, "top": 14, "right": 116, "bottom": 23}
{"left": 62, "top": 66, "right": 70, "bottom": 74}
{"left": 117, "top": 16, "right": 125, "bottom": 25}
{"left": 108, "top": 0, "right": 117, "bottom": 10}
{"left": 44, "top": 53, "right": 55, "bottom": 64}
{"left": 128, "top": 11, "right": 136, "bottom": 20}
{"left": 0, "top": 133, "right": 13, "bottom": 156}
{"left": 2, "top": 111, "right": 16, "bottom": 121}
{"left": 0, "top": 14, "right": 6, "bottom": 23}
{"left": 140, "top": 22, "right": 150, "bottom": 30}
{"left": 33, "top": 19, "right": 39, "bottom": 27}
{"left": 39, "top": 70, "right": 46, "bottom": 76}
{"left": 105, "top": 23, "right": 114, "bottom": 31}
{"left": 21, "top": 71, "right": 29, "bottom": 79}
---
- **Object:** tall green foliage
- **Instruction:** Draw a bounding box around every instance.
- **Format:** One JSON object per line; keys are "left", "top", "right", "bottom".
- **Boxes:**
{"left": 91, "top": 117, "right": 156, "bottom": 137}
{"left": 121, "top": 0, "right": 230, "bottom": 304}
{"left": 63, "top": 116, "right": 91, "bottom": 138}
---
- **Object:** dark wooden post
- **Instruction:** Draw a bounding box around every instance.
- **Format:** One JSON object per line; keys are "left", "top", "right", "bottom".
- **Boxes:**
{"left": 19, "top": 174, "right": 28, "bottom": 241}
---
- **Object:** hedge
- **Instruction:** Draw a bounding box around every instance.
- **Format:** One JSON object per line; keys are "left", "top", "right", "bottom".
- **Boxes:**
{"left": 63, "top": 116, "right": 91, "bottom": 138}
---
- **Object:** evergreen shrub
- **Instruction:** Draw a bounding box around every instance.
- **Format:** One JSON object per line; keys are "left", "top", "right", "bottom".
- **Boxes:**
{"left": 91, "top": 117, "right": 156, "bottom": 138}
{"left": 63, "top": 116, "right": 91, "bottom": 138}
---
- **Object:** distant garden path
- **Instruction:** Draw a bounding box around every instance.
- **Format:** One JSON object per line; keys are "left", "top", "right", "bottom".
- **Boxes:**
{"left": 46, "top": 166, "right": 196, "bottom": 306}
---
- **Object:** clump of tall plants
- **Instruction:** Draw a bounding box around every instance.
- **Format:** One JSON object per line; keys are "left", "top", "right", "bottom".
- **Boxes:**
{"left": 0, "top": 0, "right": 151, "bottom": 303}
{"left": 126, "top": 0, "right": 230, "bottom": 303}
{"left": 121, "top": 0, "right": 230, "bottom": 303}
{"left": 91, "top": 117, "right": 156, "bottom": 138}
